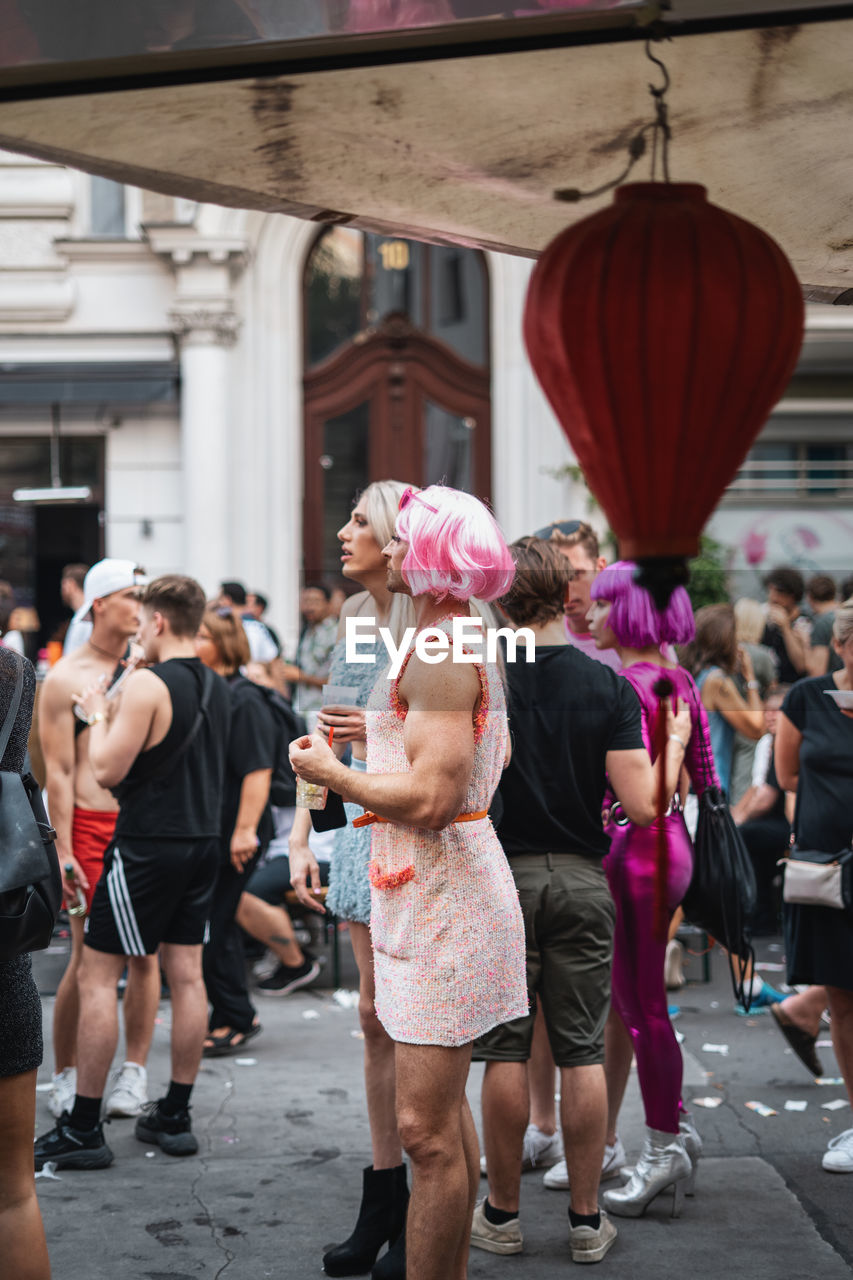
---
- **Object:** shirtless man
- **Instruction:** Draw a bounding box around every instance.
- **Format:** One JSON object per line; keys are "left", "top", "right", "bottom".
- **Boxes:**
{"left": 39, "top": 559, "right": 160, "bottom": 1120}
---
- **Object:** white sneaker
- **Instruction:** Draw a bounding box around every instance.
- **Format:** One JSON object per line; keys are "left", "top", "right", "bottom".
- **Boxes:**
{"left": 822, "top": 1128, "right": 853, "bottom": 1173}
{"left": 105, "top": 1062, "right": 148, "bottom": 1118}
{"left": 665, "top": 939, "right": 686, "bottom": 990}
{"left": 543, "top": 1136, "right": 626, "bottom": 1190}
{"left": 479, "top": 1123, "right": 563, "bottom": 1177}
{"left": 48, "top": 1067, "right": 77, "bottom": 1119}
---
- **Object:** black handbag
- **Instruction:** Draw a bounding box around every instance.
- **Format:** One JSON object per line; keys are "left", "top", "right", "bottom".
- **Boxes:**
{"left": 680, "top": 681, "right": 758, "bottom": 1010}
{"left": 0, "top": 654, "right": 62, "bottom": 961}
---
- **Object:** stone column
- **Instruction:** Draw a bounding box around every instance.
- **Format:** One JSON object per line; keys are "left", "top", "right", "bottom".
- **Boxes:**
{"left": 171, "top": 305, "right": 239, "bottom": 594}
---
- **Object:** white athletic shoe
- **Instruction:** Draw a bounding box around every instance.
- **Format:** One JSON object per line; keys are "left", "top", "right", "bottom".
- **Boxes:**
{"left": 543, "top": 1136, "right": 626, "bottom": 1190}
{"left": 48, "top": 1066, "right": 77, "bottom": 1119}
{"left": 105, "top": 1062, "right": 149, "bottom": 1118}
{"left": 822, "top": 1128, "right": 853, "bottom": 1173}
{"left": 480, "top": 1123, "right": 563, "bottom": 1176}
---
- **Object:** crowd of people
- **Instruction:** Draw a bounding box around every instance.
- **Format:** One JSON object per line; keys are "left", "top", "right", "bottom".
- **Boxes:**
{"left": 1, "top": 495, "right": 852, "bottom": 1280}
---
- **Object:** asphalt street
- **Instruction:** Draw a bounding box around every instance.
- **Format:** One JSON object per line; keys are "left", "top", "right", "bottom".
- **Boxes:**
{"left": 30, "top": 926, "right": 853, "bottom": 1280}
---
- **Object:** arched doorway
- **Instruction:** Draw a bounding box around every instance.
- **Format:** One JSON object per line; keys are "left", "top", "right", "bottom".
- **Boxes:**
{"left": 303, "top": 228, "right": 491, "bottom": 577}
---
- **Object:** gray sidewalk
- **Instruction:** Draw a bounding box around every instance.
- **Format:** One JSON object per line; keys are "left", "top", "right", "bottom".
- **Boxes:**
{"left": 32, "top": 934, "right": 853, "bottom": 1279}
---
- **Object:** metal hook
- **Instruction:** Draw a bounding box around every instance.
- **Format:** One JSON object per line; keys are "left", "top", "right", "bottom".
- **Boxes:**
{"left": 644, "top": 35, "right": 672, "bottom": 182}
{"left": 645, "top": 37, "right": 671, "bottom": 99}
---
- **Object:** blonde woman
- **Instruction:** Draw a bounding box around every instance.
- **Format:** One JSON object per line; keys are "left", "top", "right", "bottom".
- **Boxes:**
{"left": 289, "top": 480, "right": 415, "bottom": 1280}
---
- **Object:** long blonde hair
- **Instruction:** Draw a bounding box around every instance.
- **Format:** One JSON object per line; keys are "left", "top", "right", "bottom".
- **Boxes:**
{"left": 360, "top": 479, "right": 415, "bottom": 648}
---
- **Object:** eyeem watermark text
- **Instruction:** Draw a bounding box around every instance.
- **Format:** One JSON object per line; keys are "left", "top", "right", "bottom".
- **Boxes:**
{"left": 345, "top": 616, "right": 535, "bottom": 679}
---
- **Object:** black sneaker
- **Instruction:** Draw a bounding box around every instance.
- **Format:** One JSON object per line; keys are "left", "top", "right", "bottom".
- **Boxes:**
{"left": 34, "top": 1112, "right": 113, "bottom": 1171}
{"left": 135, "top": 1100, "right": 198, "bottom": 1156}
{"left": 255, "top": 953, "right": 321, "bottom": 996}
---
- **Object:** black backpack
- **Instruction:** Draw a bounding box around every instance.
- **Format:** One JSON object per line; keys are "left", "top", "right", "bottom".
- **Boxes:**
{"left": 258, "top": 688, "right": 307, "bottom": 808}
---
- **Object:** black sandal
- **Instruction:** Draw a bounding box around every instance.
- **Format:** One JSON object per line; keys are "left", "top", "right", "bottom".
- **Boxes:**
{"left": 202, "top": 1022, "right": 262, "bottom": 1058}
{"left": 769, "top": 1003, "right": 823, "bottom": 1078}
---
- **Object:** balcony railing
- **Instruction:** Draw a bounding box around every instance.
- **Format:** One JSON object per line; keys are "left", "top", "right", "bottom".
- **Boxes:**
{"left": 728, "top": 457, "right": 853, "bottom": 497}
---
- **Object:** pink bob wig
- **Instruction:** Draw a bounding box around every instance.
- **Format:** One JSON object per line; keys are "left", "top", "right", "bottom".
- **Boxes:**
{"left": 590, "top": 561, "right": 695, "bottom": 648}
{"left": 396, "top": 485, "right": 515, "bottom": 604}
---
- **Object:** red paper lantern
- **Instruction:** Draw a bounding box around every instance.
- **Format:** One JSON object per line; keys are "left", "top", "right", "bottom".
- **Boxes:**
{"left": 524, "top": 183, "right": 804, "bottom": 565}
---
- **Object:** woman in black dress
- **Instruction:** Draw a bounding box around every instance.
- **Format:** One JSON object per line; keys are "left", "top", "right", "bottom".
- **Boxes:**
{"left": 776, "top": 600, "right": 853, "bottom": 1174}
{"left": 0, "top": 648, "right": 51, "bottom": 1278}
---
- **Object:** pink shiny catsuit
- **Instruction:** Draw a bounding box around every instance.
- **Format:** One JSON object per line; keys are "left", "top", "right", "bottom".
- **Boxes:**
{"left": 604, "top": 663, "right": 718, "bottom": 1133}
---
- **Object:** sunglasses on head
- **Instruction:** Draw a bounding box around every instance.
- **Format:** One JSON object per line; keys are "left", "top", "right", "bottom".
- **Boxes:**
{"left": 532, "top": 519, "right": 583, "bottom": 540}
{"left": 399, "top": 487, "right": 439, "bottom": 515}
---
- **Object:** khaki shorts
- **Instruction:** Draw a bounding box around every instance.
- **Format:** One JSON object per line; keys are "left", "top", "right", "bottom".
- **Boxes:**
{"left": 473, "top": 853, "right": 615, "bottom": 1069}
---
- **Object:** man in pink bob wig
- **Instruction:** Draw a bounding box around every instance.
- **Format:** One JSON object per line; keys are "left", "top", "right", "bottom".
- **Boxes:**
{"left": 589, "top": 561, "right": 695, "bottom": 649}
{"left": 290, "top": 485, "right": 528, "bottom": 1280}
{"left": 395, "top": 484, "right": 516, "bottom": 604}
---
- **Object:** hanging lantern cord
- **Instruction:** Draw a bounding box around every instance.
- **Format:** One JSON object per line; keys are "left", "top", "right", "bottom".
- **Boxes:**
{"left": 555, "top": 35, "right": 672, "bottom": 203}
{"left": 646, "top": 40, "right": 672, "bottom": 183}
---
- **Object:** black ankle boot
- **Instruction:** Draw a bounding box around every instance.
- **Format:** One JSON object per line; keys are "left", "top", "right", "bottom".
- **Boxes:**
{"left": 371, "top": 1169, "right": 408, "bottom": 1280}
{"left": 371, "top": 1228, "right": 406, "bottom": 1280}
{"left": 323, "top": 1165, "right": 405, "bottom": 1277}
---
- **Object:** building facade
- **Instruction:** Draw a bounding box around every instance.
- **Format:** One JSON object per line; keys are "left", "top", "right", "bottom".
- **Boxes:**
{"left": 1, "top": 151, "right": 851, "bottom": 648}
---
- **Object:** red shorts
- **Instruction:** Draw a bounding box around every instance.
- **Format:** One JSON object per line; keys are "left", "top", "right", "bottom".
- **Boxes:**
{"left": 71, "top": 807, "right": 118, "bottom": 911}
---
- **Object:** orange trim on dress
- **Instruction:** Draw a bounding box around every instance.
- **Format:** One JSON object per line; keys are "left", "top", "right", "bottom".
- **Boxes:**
{"left": 354, "top": 808, "right": 488, "bottom": 829}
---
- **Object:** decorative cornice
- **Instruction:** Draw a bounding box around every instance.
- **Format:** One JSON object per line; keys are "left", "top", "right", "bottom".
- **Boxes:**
{"left": 169, "top": 305, "right": 241, "bottom": 347}
{"left": 143, "top": 222, "right": 248, "bottom": 270}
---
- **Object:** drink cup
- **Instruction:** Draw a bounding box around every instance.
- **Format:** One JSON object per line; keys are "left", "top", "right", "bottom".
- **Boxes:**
{"left": 296, "top": 776, "right": 328, "bottom": 810}
{"left": 322, "top": 684, "right": 360, "bottom": 708}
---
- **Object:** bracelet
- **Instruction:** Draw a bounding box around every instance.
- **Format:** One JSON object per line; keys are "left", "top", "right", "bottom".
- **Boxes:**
{"left": 747, "top": 680, "right": 760, "bottom": 690}
{"left": 668, "top": 733, "right": 686, "bottom": 751}
{"left": 86, "top": 711, "right": 105, "bottom": 727}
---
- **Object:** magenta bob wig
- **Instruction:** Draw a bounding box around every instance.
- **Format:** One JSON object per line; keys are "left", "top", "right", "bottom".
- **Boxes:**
{"left": 590, "top": 561, "right": 695, "bottom": 648}
{"left": 396, "top": 485, "right": 515, "bottom": 604}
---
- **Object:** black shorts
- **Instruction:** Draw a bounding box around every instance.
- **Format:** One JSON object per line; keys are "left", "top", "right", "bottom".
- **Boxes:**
{"left": 85, "top": 837, "right": 220, "bottom": 956}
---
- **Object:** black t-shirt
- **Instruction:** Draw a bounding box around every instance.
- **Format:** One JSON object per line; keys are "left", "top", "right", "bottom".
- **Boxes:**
{"left": 782, "top": 675, "right": 853, "bottom": 851}
{"left": 761, "top": 622, "right": 804, "bottom": 685}
{"left": 221, "top": 674, "right": 277, "bottom": 849}
{"left": 496, "top": 645, "right": 644, "bottom": 860}
{"left": 115, "top": 658, "right": 231, "bottom": 841}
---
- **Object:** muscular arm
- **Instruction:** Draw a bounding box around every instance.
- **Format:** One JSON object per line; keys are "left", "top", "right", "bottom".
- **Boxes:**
{"left": 85, "top": 670, "right": 165, "bottom": 788}
{"left": 39, "top": 673, "right": 81, "bottom": 890}
{"left": 290, "top": 656, "right": 481, "bottom": 830}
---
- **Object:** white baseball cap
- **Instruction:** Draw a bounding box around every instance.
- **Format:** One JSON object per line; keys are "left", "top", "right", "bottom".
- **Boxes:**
{"left": 71, "top": 558, "right": 149, "bottom": 627}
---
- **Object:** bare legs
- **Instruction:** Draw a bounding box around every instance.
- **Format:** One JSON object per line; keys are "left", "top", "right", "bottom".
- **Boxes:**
{"left": 52, "top": 914, "right": 84, "bottom": 1072}
{"left": 482, "top": 1058, "right": 606, "bottom": 1219}
{"left": 561, "top": 1065, "right": 608, "bottom": 1216}
{"left": 76, "top": 943, "right": 205, "bottom": 1097}
{"left": 481, "top": 1062, "right": 527, "bottom": 1212}
{"left": 121, "top": 956, "right": 161, "bottom": 1067}
{"left": 75, "top": 949, "right": 127, "bottom": 1097}
{"left": 349, "top": 922, "right": 401, "bottom": 1169}
{"left": 236, "top": 892, "right": 306, "bottom": 968}
{"left": 160, "top": 944, "right": 208, "bottom": 1085}
{"left": 826, "top": 986, "right": 853, "bottom": 1105}
{"left": 527, "top": 1006, "right": 558, "bottom": 1135}
{"left": 53, "top": 914, "right": 158, "bottom": 1074}
{"left": 777, "top": 985, "right": 828, "bottom": 1037}
{"left": 396, "top": 1042, "right": 476, "bottom": 1280}
{"left": 0, "top": 1070, "right": 50, "bottom": 1280}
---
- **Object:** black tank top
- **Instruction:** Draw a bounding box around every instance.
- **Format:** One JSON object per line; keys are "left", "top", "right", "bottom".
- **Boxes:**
{"left": 113, "top": 658, "right": 231, "bottom": 841}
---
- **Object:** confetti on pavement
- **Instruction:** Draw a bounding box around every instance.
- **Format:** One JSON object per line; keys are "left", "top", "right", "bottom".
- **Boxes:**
{"left": 746, "top": 1101, "right": 777, "bottom": 1117}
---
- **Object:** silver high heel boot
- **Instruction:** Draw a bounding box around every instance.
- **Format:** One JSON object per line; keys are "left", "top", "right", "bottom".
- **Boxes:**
{"left": 602, "top": 1128, "right": 691, "bottom": 1219}
{"left": 679, "top": 1113, "right": 702, "bottom": 1196}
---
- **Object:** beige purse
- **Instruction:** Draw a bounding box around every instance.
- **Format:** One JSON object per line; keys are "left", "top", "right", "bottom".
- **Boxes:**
{"left": 780, "top": 848, "right": 853, "bottom": 911}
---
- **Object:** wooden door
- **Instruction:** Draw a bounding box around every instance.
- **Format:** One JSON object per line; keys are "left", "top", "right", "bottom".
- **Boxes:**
{"left": 302, "top": 312, "right": 491, "bottom": 578}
